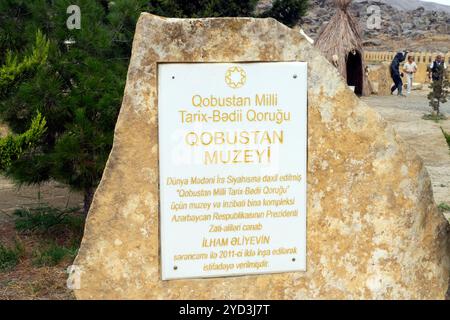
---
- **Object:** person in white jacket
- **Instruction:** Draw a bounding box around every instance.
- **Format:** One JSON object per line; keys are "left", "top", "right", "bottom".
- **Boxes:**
{"left": 403, "top": 56, "right": 417, "bottom": 95}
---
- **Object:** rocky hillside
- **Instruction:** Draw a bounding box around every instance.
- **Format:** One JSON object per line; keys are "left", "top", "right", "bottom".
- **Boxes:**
{"left": 258, "top": 0, "right": 450, "bottom": 52}
{"left": 302, "top": 0, "right": 450, "bottom": 51}
{"left": 355, "top": 0, "right": 450, "bottom": 13}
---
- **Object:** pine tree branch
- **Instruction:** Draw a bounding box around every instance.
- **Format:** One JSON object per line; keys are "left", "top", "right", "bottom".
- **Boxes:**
{"left": 0, "top": 30, "right": 49, "bottom": 97}
{"left": 0, "top": 112, "right": 47, "bottom": 171}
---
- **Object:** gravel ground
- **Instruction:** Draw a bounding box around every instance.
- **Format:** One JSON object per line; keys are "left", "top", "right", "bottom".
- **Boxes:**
{"left": 0, "top": 179, "right": 82, "bottom": 300}
{"left": 362, "top": 89, "right": 450, "bottom": 221}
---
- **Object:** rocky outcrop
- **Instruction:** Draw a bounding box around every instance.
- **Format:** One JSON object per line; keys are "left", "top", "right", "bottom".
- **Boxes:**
{"left": 71, "top": 14, "right": 450, "bottom": 299}
{"left": 367, "top": 62, "right": 392, "bottom": 95}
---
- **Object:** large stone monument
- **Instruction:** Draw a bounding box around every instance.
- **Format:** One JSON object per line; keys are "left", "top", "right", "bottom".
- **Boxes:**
{"left": 71, "top": 14, "right": 450, "bottom": 299}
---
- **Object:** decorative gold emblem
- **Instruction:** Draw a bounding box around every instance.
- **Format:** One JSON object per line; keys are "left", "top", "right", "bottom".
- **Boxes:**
{"left": 225, "top": 66, "right": 246, "bottom": 89}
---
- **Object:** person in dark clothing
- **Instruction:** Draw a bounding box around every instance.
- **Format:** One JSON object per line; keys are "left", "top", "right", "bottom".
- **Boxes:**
{"left": 390, "top": 51, "right": 408, "bottom": 96}
{"left": 428, "top": 55, "right": 447, "bottom": 82}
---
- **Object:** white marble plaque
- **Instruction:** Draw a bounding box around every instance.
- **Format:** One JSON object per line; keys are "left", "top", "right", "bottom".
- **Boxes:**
{"left": 158, "top": 62, "right": 307, "bottom": 280}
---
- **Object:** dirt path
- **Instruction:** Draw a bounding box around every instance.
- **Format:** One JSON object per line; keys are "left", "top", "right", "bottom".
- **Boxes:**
{"left": 0, "top": 178, "right": 82, "bottom": 215}
{"left": 362, "top": 90, "right": 450, "bottom": 221}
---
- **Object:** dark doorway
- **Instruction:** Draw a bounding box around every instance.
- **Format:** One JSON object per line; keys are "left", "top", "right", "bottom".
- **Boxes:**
{"left": 346, "top": 50, "right": 363, "bottom": 95}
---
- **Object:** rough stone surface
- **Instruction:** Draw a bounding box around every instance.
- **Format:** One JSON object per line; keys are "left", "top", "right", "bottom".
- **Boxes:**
{"left": 72, "top": 14, "right": 450, "bottom": 299}
{"left": 367, "top": 62, "right": 392, "bottom": 96}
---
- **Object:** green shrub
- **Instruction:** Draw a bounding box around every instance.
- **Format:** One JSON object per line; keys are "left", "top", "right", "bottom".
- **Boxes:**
{"left": 438, "top": 203, "right": 450, "bottom": 212}
{"left": 260, "top": 0, "right": 309, "bottom": 27}
{"left": 147, "top": 0, "right": 259, "bottom": 18}
{"left": 441, "top": 127, "right": 450, "bottom": 150}
{"left": 14, "top": 205, "right": 83, "bottom": 234}
{"left": 0, "top": 241, "right": 25, "bottom": 271}
{"left": 32, "top": 243, "right": 78, "bottom": 267}
{"left": 422, "top": 113, "right": 447, "bottom": 122}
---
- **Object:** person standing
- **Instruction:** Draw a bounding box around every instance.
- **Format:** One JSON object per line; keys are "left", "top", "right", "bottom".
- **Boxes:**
{"left": 390, "top": 50, "right": 408, "bottom": 96}
{"left": 429, "top": 55, "right": 447, "bottom": 82}
{"left": 403, "top": 56, "right": 417, "bottom": 95}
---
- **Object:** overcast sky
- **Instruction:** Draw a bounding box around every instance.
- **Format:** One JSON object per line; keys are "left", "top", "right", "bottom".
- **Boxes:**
{"left": 421, "top": 0, "right": 450, "bottom": 5}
